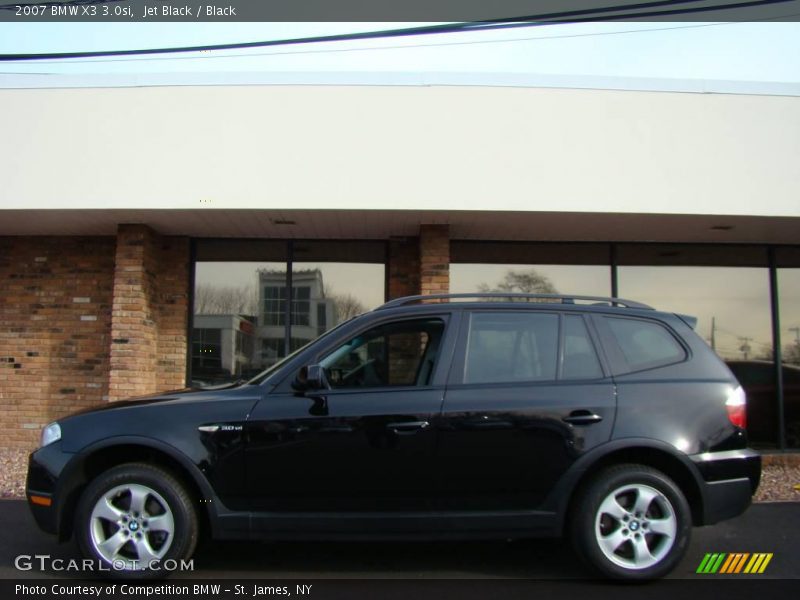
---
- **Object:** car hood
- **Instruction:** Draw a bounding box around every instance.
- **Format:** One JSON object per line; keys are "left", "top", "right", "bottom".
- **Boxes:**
{"left": 59, "top": 382, "right": 255, "bottom": 420}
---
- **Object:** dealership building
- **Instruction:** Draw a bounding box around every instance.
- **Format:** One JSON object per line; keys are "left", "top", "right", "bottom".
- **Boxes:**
{"left": 1, "top": 79, "right": 798, "bottom": 450}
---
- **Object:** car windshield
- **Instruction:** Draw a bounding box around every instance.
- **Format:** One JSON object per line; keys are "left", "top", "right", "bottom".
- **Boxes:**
{"left": 246, "top": 315, "right": 361, "bottom": 385}
{"left": 319, "top": 335, "right": 365, "bottom": 369}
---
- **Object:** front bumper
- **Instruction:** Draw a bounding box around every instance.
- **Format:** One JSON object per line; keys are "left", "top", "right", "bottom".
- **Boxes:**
{"left": 26, "top": 442, "right": 76, "bottom": 538}
{"left": 691, "top": 449, "right": 761, "bottom": 525}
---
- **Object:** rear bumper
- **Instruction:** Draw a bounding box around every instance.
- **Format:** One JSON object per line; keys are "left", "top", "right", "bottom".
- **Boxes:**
{"left": 691, "top": 449, "right": 761, "bottom": 525}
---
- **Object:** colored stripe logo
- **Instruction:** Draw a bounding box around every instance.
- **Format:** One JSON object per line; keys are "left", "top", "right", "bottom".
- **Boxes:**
{"left": 696, "top": 553, "right": 773, "bottom": 574}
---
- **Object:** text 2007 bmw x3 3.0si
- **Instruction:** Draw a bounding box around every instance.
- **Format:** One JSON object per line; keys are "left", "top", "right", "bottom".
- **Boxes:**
{"left": 27, "top": 294, "right": 761, "bottom": 580}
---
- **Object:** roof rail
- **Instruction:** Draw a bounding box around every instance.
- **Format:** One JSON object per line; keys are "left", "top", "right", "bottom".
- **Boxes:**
{"left": 377, "top": 293, "right": 653, "bottom": 311}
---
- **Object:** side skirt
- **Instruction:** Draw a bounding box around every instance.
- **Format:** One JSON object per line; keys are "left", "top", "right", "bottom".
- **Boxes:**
{"left": 240, "top": 510, "right": 559, "bottom": 541}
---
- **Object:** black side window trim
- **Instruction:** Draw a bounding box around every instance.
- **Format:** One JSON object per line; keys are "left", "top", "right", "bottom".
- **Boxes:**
{"left": 562, "top": 313, "right": 609, "bottom": 381}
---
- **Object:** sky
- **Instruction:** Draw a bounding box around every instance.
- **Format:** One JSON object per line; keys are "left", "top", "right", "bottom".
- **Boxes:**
{"left": 1, "top": 21, "right": 799, "bottom": 92}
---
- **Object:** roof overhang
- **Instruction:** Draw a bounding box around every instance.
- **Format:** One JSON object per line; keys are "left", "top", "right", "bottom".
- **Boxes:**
{"left": 0, "top": 209, "right": 797, "bottom": 245}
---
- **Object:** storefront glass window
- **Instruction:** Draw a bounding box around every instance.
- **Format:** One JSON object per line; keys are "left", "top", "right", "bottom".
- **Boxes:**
{"left": 778, "top": 269, "right": 800, "bottom": 448}
{"left": 618, "top": 266, "right": 777, "bottom": 447}
{"left": 291, "top": 262, "right": 386, "bottom": 340}
{"left": 451, "top": 264, "right": 611, "bottom": 298}
{"left": 192, "top": 241, "right": 386, "bottom": 387}
{"left": 193, "top": 261, "right": 282, "bottom": 385}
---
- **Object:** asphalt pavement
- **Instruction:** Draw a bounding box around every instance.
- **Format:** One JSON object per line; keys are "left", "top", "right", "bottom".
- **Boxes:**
{"left": 1, "top": 500, "right": 797, "bottom": 580}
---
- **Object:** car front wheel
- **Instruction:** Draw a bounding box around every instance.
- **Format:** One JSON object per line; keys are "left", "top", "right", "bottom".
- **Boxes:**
{"left": 571, "top": 464, "right": 691, "bottom": 580}
{"left": 76, "top": 463, "right": 198, "bottom": 578}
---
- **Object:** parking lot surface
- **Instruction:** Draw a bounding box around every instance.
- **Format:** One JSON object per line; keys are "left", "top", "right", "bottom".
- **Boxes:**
{"left": 1, "top": 500, "right": 797, "bottom": 580}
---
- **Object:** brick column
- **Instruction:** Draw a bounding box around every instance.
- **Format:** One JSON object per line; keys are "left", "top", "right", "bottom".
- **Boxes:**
{"left": 419, "top": 224, "right": 450, "bottom": 296}
{"left": 385, "top": 226, "right": 450, "bottom": 384}
{"left": 388, "top": 237, "right": 420, "bottom": 300}
{"left": 108, "top": 225, "right": 189, "bottom": 401}
{"left": 155, "top": 237, "right": 191, "bottom": 391}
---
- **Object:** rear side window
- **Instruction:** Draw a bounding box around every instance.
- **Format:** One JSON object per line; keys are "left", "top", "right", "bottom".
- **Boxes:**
{"left": 465, "top": 312, "right": 558, "bottom": 384}
{"left": 563, "top": 315, "right": 603, "bottom": 379}
{"left": 604, "top": 317, "right": 686, "bottom": 372}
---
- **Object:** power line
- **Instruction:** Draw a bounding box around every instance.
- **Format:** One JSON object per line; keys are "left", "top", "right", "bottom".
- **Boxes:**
{"left": 3, "top": 20, "right": 768, "bottom": 67}
{"left": 0, "top": 0, "right": 794, "bottom": 61}
{"left": 714, "top": 324, "right": 772, "bottom": 349}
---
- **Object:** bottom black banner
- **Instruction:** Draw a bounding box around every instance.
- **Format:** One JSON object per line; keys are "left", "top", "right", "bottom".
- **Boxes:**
{"left": 4, "top": 579, "right": 800, "bottom": 600}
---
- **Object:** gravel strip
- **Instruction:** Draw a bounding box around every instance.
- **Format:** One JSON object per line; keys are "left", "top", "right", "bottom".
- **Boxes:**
{"left": 0, "top": 448, "right": 28, "bottom": 499}
{"left": 754, "top": 464, "right": 800, "bottom": 502}
{"left": 2, "top": 447, "right": 798, "bottom": 502}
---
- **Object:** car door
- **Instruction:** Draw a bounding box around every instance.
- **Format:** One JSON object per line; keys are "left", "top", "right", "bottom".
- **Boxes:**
{"left": 435, "top": 310, "right": 616, "bottom": 510}
{"left": 245, "top": 313, "right": 456, "bottom": 516}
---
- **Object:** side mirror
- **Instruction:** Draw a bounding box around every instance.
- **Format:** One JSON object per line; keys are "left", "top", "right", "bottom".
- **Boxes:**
{"left": 292, "top": 364, "right": 329, "bottom": 392}
{"left": 306, "top": 364, "right": 328, "bottom": 390}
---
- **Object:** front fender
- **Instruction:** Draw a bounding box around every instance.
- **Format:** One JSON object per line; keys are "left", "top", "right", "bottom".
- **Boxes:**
{"left": 49, "top": 435, "right": 229, "bottom": 541}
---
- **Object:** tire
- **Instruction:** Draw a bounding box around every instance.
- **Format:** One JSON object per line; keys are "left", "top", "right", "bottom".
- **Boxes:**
{"left": 75, "top": 463, "right": 198, "bottom": 579}
{"left": 570, "top": 464, "right": 691, "bottom": 580}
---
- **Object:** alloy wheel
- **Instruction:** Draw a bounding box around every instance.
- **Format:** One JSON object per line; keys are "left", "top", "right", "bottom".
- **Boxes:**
{"left": 89, "top": 483, "right": 175, "bottom": 570}
{"left": 594, "top": 483, "right": 677, "bottom": 570}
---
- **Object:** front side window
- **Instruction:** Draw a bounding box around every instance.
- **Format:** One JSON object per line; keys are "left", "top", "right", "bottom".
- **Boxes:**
{"left": 320, "top": 318, "right": 445, "bottom": 389}
{"left": 605, "top": 316, "right": 686, "bottom": 372}
{"left": 465, "top": 312, "right": 559, "bottom": 384}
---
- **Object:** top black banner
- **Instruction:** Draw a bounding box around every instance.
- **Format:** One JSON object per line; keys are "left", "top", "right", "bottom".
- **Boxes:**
{"left": 1, "top": 0, "right": 800, "bottom": 22}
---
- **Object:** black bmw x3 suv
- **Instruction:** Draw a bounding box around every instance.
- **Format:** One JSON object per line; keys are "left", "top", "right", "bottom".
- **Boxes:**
{"left": 27, "top": 293, "right": 761, "bottom": 580}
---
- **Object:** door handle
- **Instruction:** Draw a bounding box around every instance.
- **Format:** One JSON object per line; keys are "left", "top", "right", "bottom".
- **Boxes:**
{"left": 386, "top": 421, "right": 430, "bottom": 435}
{"left": 563, "top": 411, "right": 603, "bottom": 425}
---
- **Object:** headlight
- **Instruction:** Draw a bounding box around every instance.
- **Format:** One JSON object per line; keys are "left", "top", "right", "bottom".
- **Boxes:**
{"left": 40, "top": 422, "right": 61, "bottom": 447}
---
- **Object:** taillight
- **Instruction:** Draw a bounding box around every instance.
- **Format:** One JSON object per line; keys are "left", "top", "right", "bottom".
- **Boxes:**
{"left": 726, "top": 385, "right": 747, "bottom": 429}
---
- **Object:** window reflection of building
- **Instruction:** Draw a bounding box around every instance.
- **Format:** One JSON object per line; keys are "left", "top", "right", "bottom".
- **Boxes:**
{"left": 192, "top": 256, "right": 385, "bottom": 385}
{"left": 189, "top": 241, "right": 797, "bottom": 449}
{"left": 617, "top": 264, "right": 776, "bottom": 446}
{"left": 192, "top": 315, "right": 256, "bottom": 385}
{"left": 257, "top": 269, "right": 336, "bottom": 367}
{"left": 451, "top": 264, "right": 611, "bottom": 298}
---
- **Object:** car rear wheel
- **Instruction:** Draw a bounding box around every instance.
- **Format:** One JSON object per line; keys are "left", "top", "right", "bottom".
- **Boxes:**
{"left": 570, "top": 464, "right": 691, "bottom": 580}
{"left": 76, "top": 463, "right": 198, "bottom": 578}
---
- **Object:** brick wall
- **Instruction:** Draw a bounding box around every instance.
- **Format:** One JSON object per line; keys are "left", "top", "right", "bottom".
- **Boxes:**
{"left": 0, "top": 237, "right": 115, "bottom": 448}
{"left": 388, "top": 237, "right": 420, "bottom": 300}
{"left": 386, "top": 227, "right": 451, "bottom": 383}
{"left": 155, "top": 237, "right": 191, "bottom": 391}
{"left": 0, "top": 228, "right": 190, "bottom": 449}
{"left": 109, "top": 225, "right": 158, "bottom": 399}
{"left": 419, "top": 224, "right": 450, "bottom": 297}
{"left": 0, "top": 224, "right": 444, "bottom": 449}
{"left": 109, "top": 225, "right": 189, "bottom": 401}
{"left": 388, "top": 227, "right": 451, "bottom": 300}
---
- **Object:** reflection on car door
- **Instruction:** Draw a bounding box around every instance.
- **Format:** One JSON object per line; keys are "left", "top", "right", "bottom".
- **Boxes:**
{"left": 436, "top": 311, "right": 616, "bottom": 511}
{"left": 245, "top": 315, "right": 454, "bottom": 516}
